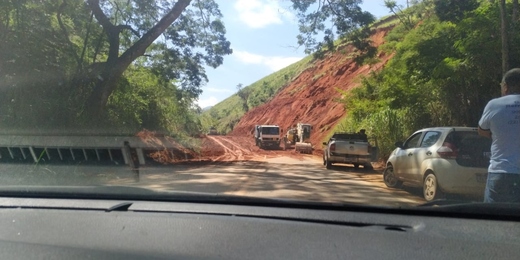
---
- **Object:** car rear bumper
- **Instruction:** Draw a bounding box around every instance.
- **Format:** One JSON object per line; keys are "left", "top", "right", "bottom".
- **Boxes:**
{"left": 429, "top": 160, "right": 487, "bottom": 196}
{"left": 329, "top": 154, "right": 371, "bottom": 164}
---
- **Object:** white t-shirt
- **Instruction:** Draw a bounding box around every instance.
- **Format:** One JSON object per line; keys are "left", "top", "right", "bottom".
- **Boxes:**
{"left": 479, "top": 94, "right": 520, "bottom": 173}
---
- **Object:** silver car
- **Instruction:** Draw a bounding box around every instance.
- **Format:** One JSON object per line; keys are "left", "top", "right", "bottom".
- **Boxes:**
{"left": 383, "top": 127, "right": 491, "bottom": 202}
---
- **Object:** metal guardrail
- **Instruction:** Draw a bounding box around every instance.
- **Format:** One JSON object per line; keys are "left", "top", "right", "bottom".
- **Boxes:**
{"left": 0, "top": 135, "right": 179, "bottom": 166}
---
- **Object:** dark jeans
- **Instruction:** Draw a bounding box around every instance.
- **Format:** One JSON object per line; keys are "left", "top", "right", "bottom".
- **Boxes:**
{"left": 484, "top": 172, "right": 520, "bottom": 203}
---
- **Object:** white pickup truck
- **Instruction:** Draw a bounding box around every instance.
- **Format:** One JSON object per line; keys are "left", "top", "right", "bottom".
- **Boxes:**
{"left": 323, "top": 133, "right": 377, "bottom": 170}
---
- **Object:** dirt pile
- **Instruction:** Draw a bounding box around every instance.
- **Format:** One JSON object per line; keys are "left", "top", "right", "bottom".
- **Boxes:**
{"left": 136, "top": 129, "right": 198, "bottom": 163}
{"left": 230, "top": 27, "right": 394, "bottom": 150}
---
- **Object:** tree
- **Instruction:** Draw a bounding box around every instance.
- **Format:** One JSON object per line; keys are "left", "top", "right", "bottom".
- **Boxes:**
{"left": 500, "top": 0, "right": 509, "bottom": 74}
{"left": 236, "top": 83, "right": 249, "bottom": 112}
{"left": 0, "top": 0, "right": 230, "bottom": 134}
{"left": 289, "top": 0, "right": 374, "bottom": 58}
{"left": 81, "top": 0, "right": 232, "bottom": 116}
{"left": 384, "top": 0, "right": 414, "bottom": 29}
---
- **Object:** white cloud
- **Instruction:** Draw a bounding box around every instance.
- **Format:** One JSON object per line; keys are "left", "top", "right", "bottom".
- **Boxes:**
{"left": 234, "top": 0, "right": 295, "bottom": 28}
{"left": 233, "top": 50, "right": 303, "bottom": 71}
{"left": 197, "top": 96, "right": 219, "bottom": 108}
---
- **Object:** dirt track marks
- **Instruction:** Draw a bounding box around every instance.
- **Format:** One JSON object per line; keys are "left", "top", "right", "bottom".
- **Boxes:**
{"left": 205, "top": 136, "right": 252, "bottom": 161}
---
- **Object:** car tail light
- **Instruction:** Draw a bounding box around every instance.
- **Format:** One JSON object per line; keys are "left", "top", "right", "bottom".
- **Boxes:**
{"left": 437, "top": 143, "right": 458, "bottom": 159}
{"left": 330, "top": 143, "right": 336, "bottom": 152}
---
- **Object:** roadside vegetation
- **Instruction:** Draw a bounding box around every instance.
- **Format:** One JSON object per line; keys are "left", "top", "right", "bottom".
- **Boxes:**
{"left": 0, "top": 0, "right": 230, "bottom": 143}
{"left": 334, "top": 0, "right": 520, "bottom": 159}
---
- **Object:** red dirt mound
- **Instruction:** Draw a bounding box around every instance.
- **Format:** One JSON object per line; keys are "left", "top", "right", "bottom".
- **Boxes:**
{"left": 230, "top": 27, "right": 394, "bottom": 150}
{"left": 136, "top": 129, "right": 198, "bottom": 163}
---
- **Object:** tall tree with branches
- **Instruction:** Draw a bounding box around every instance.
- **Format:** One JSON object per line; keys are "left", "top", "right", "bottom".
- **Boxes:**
{"left": 289, "top": 0, "right": 375, "bottom": 59}
{"left": 80, "top": 0, "right": 232, "bottom": 117}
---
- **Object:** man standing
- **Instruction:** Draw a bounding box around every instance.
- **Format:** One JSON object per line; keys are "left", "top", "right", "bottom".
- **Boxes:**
{"left": 478, "top": 68, "right": 520, "bottom": 203}
{"left": 358, "top": 129, "right": 368, "bottom": 142}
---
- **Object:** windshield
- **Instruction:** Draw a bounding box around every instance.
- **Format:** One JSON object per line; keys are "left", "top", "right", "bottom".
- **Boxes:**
{"left": 261, "top": 127, "right": 280, "bottom": 135}
{"left": 1, "top": 0, "right": 519, "bottom": 214}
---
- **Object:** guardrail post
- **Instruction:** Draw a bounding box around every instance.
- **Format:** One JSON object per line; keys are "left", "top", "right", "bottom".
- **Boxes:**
{"left": 123, "top": 141, "right": 139, "bottom": 182}
{"left": 136, "top": 148, "right": 145, "bottom": 165}
{"left": 29, "top": 147, "right": 38, "bottom": 163}
{"left": 7, "top": 147, "right": 14, "bottom": 159}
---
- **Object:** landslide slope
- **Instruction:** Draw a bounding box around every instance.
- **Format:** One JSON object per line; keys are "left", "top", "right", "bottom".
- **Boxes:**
{"left": 230, "top": 27, "right": 394, "bottom": 148}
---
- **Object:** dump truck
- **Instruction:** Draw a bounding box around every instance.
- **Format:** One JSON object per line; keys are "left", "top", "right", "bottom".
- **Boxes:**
{"left": 254, "top": 125, "right": 281, "bottom": 149}
{"left": 282, "top": 123, "right": 313, "bottom": 154}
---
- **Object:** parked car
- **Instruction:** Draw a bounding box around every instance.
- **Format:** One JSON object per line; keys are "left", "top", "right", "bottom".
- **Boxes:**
{"left": 383, "top": 127, "right": 491, "bottom": 202}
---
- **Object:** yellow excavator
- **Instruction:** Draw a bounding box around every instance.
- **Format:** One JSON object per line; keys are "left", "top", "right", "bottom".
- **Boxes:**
{"left": 282, "top": 123, "right": 313, "bottom": 153}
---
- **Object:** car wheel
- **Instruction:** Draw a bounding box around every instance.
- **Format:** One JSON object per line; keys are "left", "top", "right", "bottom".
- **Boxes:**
{"left": 383, "top": 165, "right": 402, "bottom": 188}
{"left": 423, "top": 173, "right": 443, "bottom": 202}
{"left": 325, "top": 157, "right": 332, "bottom": 169}
{"left": 353, "top": 163, "right": 360, "bottom": 169}
{"left": 364, "top": 163, "right": 373, "bottom": 170}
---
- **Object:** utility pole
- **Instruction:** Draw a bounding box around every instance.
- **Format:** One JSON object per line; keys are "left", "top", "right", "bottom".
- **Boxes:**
{"left": 500, "top": 0, "right": 509, "bottom": 74}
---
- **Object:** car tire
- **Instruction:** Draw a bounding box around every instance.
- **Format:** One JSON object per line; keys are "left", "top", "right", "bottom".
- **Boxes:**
{"left": 423, "top": 172, "right": 443, "bottom": 202}
{"left": 364, "top": 163, "right": 373, "bottom": 170}
{"left": 353, "top": 163, "right": 360, "bottom": 169}
{"left": 325, "top": 157, "right": 332, "bottom": 169}
{"left": 383, "top": 165, "right": 403, "bottom": 188}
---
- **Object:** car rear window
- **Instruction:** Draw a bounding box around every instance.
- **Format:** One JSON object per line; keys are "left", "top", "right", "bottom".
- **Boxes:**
{"left": 444, "top": 131, "right": 491, "bottom": 168}
{"left": 332, "top": 133, "right": 367, "bottom": 141}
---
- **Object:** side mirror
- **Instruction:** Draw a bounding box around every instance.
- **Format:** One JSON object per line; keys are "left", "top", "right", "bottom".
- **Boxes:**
{"left": 322, "top": 142, "right": 327, "bottom": 146}
{"left": 395, "top": 141, "right": 404, "bottom": 149}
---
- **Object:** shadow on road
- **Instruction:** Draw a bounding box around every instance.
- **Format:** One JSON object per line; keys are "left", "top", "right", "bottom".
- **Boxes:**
{"left": 120, "top": 161, "right": 425, "bottom": 207}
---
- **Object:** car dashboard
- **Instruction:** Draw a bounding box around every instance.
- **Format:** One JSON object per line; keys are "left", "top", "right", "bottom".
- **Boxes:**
{"left": 0, "top": 197, "right": 519, "bottom": 259}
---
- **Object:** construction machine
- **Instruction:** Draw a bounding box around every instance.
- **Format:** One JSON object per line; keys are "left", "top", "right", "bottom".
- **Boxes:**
{"left": 282, "top": 123, "right": 313, "bottom": 153}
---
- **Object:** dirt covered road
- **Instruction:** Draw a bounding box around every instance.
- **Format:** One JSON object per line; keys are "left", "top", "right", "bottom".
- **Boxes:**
{"left": 200, "top": 135, "right": 319, "bottom": 163}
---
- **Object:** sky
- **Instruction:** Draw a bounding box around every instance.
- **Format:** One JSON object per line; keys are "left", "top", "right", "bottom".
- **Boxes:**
{"left": 196, "top": 0, "right": 409, "bottom": 109}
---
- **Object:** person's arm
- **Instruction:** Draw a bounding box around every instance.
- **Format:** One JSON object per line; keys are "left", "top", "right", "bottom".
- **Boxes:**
{"left": 478, "top": 101, "right": 493, "bottom": 139}
{"left": 478, "top": 127, "right": 492, "bottom": 139}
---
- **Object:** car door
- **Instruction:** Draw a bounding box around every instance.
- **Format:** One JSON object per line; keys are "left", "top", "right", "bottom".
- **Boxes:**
{"left": 394, "top": 132, "right": 423, "bottom": 181}
{"left": 408, "top": 131, "right": 442, "bottom": 185}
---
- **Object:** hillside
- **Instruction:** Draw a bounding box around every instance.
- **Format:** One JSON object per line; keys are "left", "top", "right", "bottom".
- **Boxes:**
{"left": 229, "top": 26, "right": 394, "bottom": 148}
{"left": 200, "top": 56, "right": 313, "bottom": 134}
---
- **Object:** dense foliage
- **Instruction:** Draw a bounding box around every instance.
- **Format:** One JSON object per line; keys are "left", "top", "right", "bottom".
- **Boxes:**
{"left": 290, "top": 0, "right": 375, "bottom": 59}
{"left": 0, "top": 0, "right": 230, "bottom": 137}
{"left": 335, "top": 0, "right": 520, "bottom": 159}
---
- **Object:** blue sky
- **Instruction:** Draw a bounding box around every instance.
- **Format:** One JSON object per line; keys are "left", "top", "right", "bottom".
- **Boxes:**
{"left": 197, "top": 0, "right": 408, "bottom": 108}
